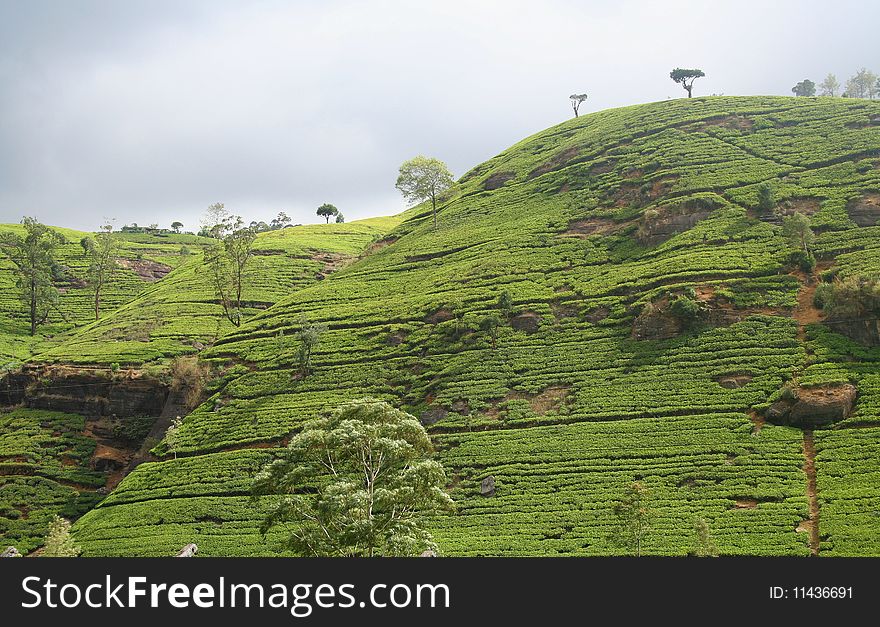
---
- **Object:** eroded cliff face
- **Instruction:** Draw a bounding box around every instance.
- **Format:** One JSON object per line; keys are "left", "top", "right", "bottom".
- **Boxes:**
{"left": 2, "top": 365, "right": 169, "bottom": 418}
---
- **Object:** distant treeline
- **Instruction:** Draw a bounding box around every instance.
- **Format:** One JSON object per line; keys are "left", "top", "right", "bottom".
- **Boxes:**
{"left": 792, "top": 68, "right": 879, "bottom": 98}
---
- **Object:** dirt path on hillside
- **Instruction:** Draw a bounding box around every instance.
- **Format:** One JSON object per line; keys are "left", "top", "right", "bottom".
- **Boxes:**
{"left": 799, "top": 430, "right": 820, "bottom": 556}
{"left": 789, "top": 262, "right": 831, "bottom": 341}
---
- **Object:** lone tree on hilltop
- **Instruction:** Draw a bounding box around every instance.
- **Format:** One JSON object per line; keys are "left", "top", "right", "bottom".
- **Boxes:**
{"left": 316, "top": 204, "right": 339, "bottom": 223}
{"left": 569, "top": 93, "right": 588, "bottom": 117}
{"left": 80, "top": 222, "right": 118, "bottom": 320}
{"left": 819, "top": 73, "right": 839, "bottom": 97}
{"left": 609, "top": 481, "right": 654, "bottom": 556}
{"left": 251, "top": 398, "right": 454, "bottom": 556}
{"left": 670, "top": 68, "right": 705, "bottom": 98}
{"left": 792, "top": 79, "right": 816, "bottom": 97}
{"left": 0, "top": 217, "right": 67, "bottom": 335}
{"left": 171, "top": 221, "right": 184, "bottom": 233}
{"left": 396, "top": 156, "right": 455, "bottom": 228}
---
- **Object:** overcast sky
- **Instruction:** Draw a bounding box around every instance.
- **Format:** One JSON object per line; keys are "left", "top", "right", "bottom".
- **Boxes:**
{"left": 0, "top": 0, "right": 877, "bottom": 232}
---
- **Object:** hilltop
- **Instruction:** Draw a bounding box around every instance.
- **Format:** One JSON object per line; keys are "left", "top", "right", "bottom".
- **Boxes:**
{"left": 3, "top": 95, "right": 880, "bottom": 556}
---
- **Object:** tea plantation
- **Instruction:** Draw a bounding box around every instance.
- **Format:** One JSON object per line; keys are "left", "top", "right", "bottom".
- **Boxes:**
{"left": 6, "top": 95, "right": 880, "bottom": 556}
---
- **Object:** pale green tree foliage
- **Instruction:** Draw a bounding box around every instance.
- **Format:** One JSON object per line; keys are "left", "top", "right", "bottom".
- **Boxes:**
{"left": 42, "top": 515, "right": 81, "bottom": 557}
{"left": 252, "top": 398, "right": 454, "bottom": 556}
{"left": 395, "top": 156, "right": 455, "bottom": 228}
{"left": 80, "top": 222, "right": 118, "bottom": 320}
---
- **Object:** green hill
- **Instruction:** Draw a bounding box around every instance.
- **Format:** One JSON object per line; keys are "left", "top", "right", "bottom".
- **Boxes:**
{"left": 6, "top": 95, "right": 880, "bottom": 556}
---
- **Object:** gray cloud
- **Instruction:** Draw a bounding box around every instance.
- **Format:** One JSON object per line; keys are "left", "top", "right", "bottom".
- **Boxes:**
{"left": 0, "top": 0, "right": 877, "bottom": 231}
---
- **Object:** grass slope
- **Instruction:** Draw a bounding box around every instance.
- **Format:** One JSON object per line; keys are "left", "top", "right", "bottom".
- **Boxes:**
{"left": 69, "top": 96, "right": 880, "bottom": 555}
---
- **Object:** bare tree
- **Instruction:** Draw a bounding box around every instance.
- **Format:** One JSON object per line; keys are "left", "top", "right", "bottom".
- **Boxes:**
{"left": 819, "top": 73, "right": 839, "bottom": 97}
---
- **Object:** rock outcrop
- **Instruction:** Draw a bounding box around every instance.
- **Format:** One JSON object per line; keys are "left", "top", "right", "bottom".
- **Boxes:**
{"left": 765, "top": 384, "right": 858, "bottom": 428}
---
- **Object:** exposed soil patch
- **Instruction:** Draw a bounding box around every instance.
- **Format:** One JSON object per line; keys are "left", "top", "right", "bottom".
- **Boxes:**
{"left": 776, "top": 197, "right": 822, "bottom": 217}
{"left": 528, "top": 146, "right": 581, "bottom": 179}
{"left": 766, "top": 384, "right": 858, "bottom": 428}
{"left": 482, "top": 171, "right": 516, "bottom": 190}
{"left": 364, "top": 237, "right": 398, "bottom": 256}
{"left": 635, "top": 199, "right": 716, "bottom": 247}
{"left": 116, "top": 258, "right": 172, "bottom": 282}
{"left": 312, "top": 252, "right": 351, "bottom": 280}
{"left": 550, "top": 301, "right": 579, "bottom": 321}
{"left": 502, "top": 385, "right": 572, "bottom": 415}
{"left": 386, "top": 329, "right": 409, "bottom": 346}
{"left": 589, "top": 160, "right": 616, "bottom": 176}
{"left": 510, "top": 311, "right": 542, "bottom": 333}
{"left": 715, "top": 374, "right": 753, "bottom": 389}
{"left": 847, "top": 192, "right": 880, "bottom": 227}
{"left": 733, "top": 498, "right": 758, "bottom": 509}
{"left": 560, "top": 217, "right": 620, "bottom": 238}
{"left": 801, "top": 430, "right": 820, "bottom": 556}
{"left": 425, "top": 308, "right": 454, "bottom": 324}
{"left": 584, "top": 306, "right": 611, "bottom": 324}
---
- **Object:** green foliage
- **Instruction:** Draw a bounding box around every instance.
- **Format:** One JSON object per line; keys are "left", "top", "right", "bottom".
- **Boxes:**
{"left": 79, "top": 223, "right": 118, "bottom": 320}
{"left": 791, "top": 79, "right": 816, "bottom": 97}
{"left": 669, "top": 68, "right": 705, "bottom": 97}
{"left": 781, "top": 212, "right": 814, "bottom": 253}
{"left": 205, "top": 212, "right": 257, "bottom": 327}
{"left": 251, "top": 399, "right": 453, "bottom": 556}
{"left": 815, "top": 276, "right": 880, "bottom": 319}
{"left": 317, "top": 204, "right": 339, "bottom": 224}
{"left": 691, "top": 517, "right": 719, "bottom": 557}
{"left": 396, "top": 156, "right": 455, "bottom": 228}
{"left": 0, "top": 217, "right": 67, "bottom": 336}
{"left": 610, "top": 482, "right": 655, "bottom": 556}
{"left": 756, "top": 183, "right": 775, "bottom": 214}
{"left": 295, "top": 318, "right": 327, "bottom": 376}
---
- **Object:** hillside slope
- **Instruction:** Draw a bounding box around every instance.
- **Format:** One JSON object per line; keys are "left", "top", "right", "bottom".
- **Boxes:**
{"left": 68, "top": 96, "right": 880, "bottom": 556}
{"left": 0, "top": 217, "right": 401, "bottom": 551}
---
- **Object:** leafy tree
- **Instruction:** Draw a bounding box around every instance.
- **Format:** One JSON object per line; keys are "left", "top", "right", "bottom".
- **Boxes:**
{"left": 42, "top": 515, "right": 80, "bottom": 557}
{"left": 814, "top": 275, "right": 880, "bottom": 320}
{"left": 316, "top": 203, "right": 339, "bottom": 223}
{"left": 205, "top": 213, "right": 257, "bottom": 326}
{"left": 691, "top": 517, "right": 719, "bottom": 557}
{"left": 335, "top": 213, "right": 345, "bottom": 223}
{"left": 252, "top": 398, "right": 454, "bottom": 556}
{"left": 250, "top": 220, "right": 270, "bottom": 233}
{"left": 791, "top": 79, "right": 816, "bottom": 97}
{"left": 670, "top": 68, "right": 705, "bottom": 98}
{"left": 170, "top": 221, "right": 184, "bottom": 233}
{"left": 270, "top": 212, "right": 292, "bottom": 230}
{"left": 0, "top": 217, "right": 67, "bottom": 335}
{"left": 163, "top": 416, "right": 184, "bottom": 460}
{"left": 756, "top": 183, "right": 775, "bottom": 214}
{"left": 569, "top": 93, "right": 588, "bottom": 117}
{"left": 819, "top": 73, "right": 839, "bottom": 97}
{"left": 295, "top": 317, "right": 327, "bottom": 376}
{"left": 79, "top": 222, "right": 118, "bottom": 320}
{"left": 610, "top": 481, "right": 654, "bottom": 556}
{"left": 479, "top": 313, "right": 502, "bottom": 349}
{"left": 782, "top": 212, "right": 814, "bottom": 253}
{"left": 395, "top": 156, "right": 455, "bottom": 228}
{"left": 845, "top": 68, "right": 878, "bottom": 99}
{"left": 200, "top": 202, "right": 230, "bottom": 238}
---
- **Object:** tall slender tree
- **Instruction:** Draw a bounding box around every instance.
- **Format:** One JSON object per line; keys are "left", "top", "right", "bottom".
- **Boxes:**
{"left": 80, "top": 222, "right": 118, "bottom": 320}
{"left": 819, "top": 73, "right": 839, "bottom": 97}
{"left": 569, "top": 93, "right": 588, "bottom": 117}
{"left": 0, "top": 217, "right": 66, "bottom": 335}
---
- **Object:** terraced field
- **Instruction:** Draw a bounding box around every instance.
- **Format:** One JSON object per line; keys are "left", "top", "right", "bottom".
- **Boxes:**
{"left": 6, "top": 95, "right": 880, "bottom": 556}
{"left": 0, "top": 218, "right": 401, "bottom": 550}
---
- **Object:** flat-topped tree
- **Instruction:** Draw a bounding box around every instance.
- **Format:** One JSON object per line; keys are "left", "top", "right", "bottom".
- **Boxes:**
{"left": 569, "top": 93, "right": 588, "bottom": 117}
{"left": 171, "top": 221, "right": 183, "bottom": 233}
{"left": 792, "top": 79, "right": 816, "bottom": 97}
{"left": 670, "top": 68, "right": 705, "bottom": 98}
{"left": 0, "top": 217, "right": 66, "bottom": 335}
{"left": 316, "top": 204, "right": 339, "bottom": 223}
{"left": 396, "top": 156, "right": 454, "bottom": 228}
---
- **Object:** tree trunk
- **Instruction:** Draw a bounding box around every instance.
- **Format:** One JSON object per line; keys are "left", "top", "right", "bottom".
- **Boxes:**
{"left": 30, "top": 277, "right": 37, "bottom": 336}
{"left": 431, "top": 192, "right": 437, "bottom": 228}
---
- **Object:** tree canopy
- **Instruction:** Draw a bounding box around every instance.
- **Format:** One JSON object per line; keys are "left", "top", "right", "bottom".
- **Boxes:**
{"left": 252, "top": 398, "right": 453, "bottom": 556}
{"left": 669, "top": 68, "right": 705, "bottom": 98}
{"left": 316, "top": 204, "right": 339, "bottom": 223}
{"left": 792, "top": 79, "right": 816, "bottom": 97}
{"left": 569, "top": 93, "right": 588, "bottom": 117}
{"left": 395, "top": 156, "right": 455, "bottom": 228}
